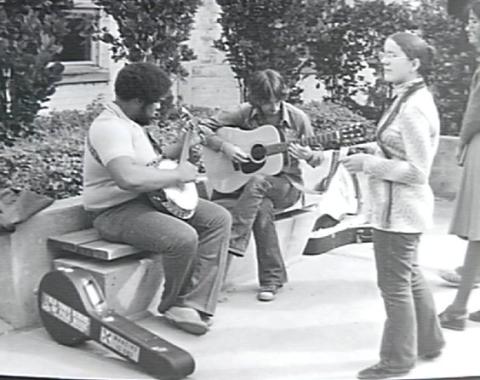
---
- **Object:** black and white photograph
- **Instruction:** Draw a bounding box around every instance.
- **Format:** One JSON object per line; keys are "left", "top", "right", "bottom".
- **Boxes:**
{"left": 0, "top": 0, "right": 479, "bottom": 379}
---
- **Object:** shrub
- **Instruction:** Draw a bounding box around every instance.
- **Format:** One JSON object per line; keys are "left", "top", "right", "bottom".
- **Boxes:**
{"left": 305, "top": 0, "right": 476, "bottom": 134}
{"left": 0, "top": 101, "right": 104, "bottom": 199}
{"left": 215, "top": 0, "right": 314, "bottom": 102}
{"left": 300, "top": 101, "right": 376, "bottom": 147}
{"left": 300, "top": 101, "right": 373, "bottom": 132}
{"left": 305, "top": 0, "right": 416, "bottom": 107}
{"left": 1, "top": 101, "right": 367, "bottom": 199}
{"left": 415, "top": 1, "right": 476, "bottom": 135}
{"left": 0, "top": 0, "right": 93, "bottom": 145}
{"left": 93, "top": 0, "right": 201, "bottom": 77}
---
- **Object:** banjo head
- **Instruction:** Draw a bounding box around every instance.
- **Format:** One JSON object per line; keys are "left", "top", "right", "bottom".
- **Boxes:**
{"left": 148, "top": 159, "right": 199, "bottom": 219}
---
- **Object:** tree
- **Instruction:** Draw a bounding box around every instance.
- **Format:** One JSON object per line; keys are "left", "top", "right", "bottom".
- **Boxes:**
{"left": 305, "top": 0, "right": 416, "bottom": 115}
{"left": 215, "top": 0, "right": 314, "bottom": 102}
{"left": 93, "top": 0, "right": 201, "bottom": 77}
{"left": 0, "top": 0, "right": 80, "bottom": 144}
{"left": 306, "top": 0, "right": 476, "bottom": 133}
{"left": 416, "top": 0, "right": 476, "bottom": 135}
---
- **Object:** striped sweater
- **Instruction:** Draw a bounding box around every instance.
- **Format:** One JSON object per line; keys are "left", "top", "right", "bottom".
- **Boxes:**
{"left": 363, "top": 82, "right": 440, "bottom": 233}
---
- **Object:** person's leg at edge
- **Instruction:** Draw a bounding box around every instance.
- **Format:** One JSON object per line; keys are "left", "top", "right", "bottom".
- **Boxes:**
{"left": 439, "top": 240, "right": 480, "bottom": 329}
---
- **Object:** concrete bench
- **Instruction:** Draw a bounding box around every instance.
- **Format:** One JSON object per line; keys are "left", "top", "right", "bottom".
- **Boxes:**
{"left": 49, "top": 228, "right": 163, "bottom": 321}
{"left": 0, "top": 197, "right": 91, "bottom": 331}
{"left": 0, "top": 156, "right": 363, "bottom": 332}
{"left": 49, "top": 228, "right": 143, "bottom": 260}
{"left": 49, "top": 199, "right": 319, "bottom": 312}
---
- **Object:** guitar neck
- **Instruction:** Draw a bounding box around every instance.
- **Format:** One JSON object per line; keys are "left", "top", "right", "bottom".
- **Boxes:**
{"left": 265, "top": 130, "right": 340, "bottom": 156}
{"left": 179, "top": 123, "right": 195, "bottom": 163}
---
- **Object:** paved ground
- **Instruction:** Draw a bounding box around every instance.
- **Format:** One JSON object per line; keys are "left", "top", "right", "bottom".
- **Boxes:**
{"left": 0, "top": 198, "right": 479, "bottom": 380}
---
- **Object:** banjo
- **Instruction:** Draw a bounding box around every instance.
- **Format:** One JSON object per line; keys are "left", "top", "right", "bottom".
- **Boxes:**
{"left": 147, "top": 112, "right": 199, "bottom": 219}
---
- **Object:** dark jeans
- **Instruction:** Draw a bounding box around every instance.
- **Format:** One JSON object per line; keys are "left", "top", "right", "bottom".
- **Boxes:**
{"left": 214, "top": 174, "right": 301, "bottom": 287}
{"left": 92, "top": 195, "right": 231, "bottom": 315}
{"left": 373, "top": 229, "right": 445, "bottom": 369}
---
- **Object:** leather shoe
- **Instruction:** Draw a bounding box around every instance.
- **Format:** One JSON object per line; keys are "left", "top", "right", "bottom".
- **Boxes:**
{"left": 469, "top": 309, "right": 480, "bottom": 322}
{"left": 420, "top": 350, "right": 442, "bottom": 360}
{"left": 357, "top": 362, "right": 411, "bottom": 379}
{"left": 163, "top": 306, "right": 208, "bottom": 335}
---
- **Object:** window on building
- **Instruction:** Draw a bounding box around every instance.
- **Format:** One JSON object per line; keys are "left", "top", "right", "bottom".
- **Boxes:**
{"left": 56, "top": 9, "right": 98, "bottom": 65}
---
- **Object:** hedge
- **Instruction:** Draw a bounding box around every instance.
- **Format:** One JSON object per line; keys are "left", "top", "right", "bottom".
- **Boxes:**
{"left": 0, "top": 101, "right": 371, "bottom": 200}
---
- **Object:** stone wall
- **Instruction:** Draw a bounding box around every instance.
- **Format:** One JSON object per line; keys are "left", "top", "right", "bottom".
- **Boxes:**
{"left": 0, "top": 197, "right": 91, "bottom": 330}
{"left": 44, "top": 3, "right": 120, "bottom": 112}
{"left": 176, "top": 0, "right": 241, "bottom": 109}
{"left": 47, "top": 79, "right": 110, "bottom": 111}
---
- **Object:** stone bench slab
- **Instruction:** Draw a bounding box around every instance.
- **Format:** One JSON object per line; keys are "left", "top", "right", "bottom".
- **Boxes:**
{"left": 48, "top": 228, "right": 143, "bottom": 261}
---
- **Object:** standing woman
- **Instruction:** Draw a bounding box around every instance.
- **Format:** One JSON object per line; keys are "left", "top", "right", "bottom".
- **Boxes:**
{"left": 438, "top": 0, "right": 480, "bottom": 330}
{"left": 342, "top": 31, "right": 445, "bottom": 380}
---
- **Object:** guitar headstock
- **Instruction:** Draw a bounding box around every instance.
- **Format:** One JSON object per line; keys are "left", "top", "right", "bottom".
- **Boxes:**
{"left": 177, "top": 106, "right": 213, "bottom": 146}
{"left": 178, "top": 107, "right": 197, "bottom": 130}
{"left": 315, "top": 123, "right": 373, "bottom": 150}
{"left": 339, "top": 123, "right": 370, "bottom": 146}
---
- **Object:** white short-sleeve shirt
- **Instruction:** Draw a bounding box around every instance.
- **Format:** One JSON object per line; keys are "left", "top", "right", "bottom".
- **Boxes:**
{"left": 82, "top": 102, "right": 157, "bottom": 211}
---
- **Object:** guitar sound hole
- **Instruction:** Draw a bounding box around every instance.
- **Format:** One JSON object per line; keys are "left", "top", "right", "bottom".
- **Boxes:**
{"left": 240, "top": 161, "right": 265, "bottom": 174}
{"left": 250, "top": 144, "right": 266, "bottom": 163}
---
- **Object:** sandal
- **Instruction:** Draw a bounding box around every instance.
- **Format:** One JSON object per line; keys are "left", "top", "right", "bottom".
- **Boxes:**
{"left": 438, "top": 306, "right": 468, "bottom": 331}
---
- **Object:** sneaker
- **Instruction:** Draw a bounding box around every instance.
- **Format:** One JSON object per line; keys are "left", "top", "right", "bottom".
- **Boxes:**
{"left": 438, "top": 306, "right": 468, "bottom": 331}
{"left": 163, "top": 306, "right": 209, "bottom": 335}
{"left": 257, "top": 284, "right": 281, "bottom": 302}
{"left": 357, "top": 362, "right": 411, "bottom": 380}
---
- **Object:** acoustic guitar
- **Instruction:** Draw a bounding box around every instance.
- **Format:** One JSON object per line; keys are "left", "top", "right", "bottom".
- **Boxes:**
{"left": 202, "top": 123, "right": 369, "bottom": 194}
{"left": 38, "top": 267, "right": 195, "bottom": 380}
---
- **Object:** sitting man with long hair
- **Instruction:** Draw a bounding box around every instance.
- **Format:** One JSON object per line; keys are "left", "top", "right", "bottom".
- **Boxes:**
{"left": 204, "top": 69, "right": 324, "bottom": 302}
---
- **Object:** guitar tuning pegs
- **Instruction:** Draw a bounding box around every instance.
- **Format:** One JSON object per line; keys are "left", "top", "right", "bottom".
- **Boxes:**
{"left": 180, "top": 106, "right": 195, "bottom": 119}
